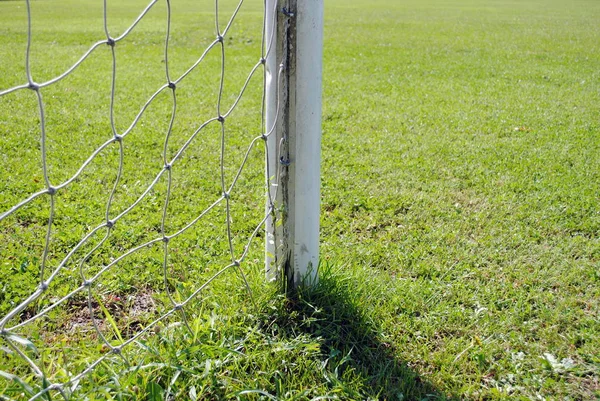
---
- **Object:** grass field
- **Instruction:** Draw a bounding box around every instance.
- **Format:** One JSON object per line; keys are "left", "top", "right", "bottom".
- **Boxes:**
{"left": 1, "top": 0, "right": 599, "bottom": 399}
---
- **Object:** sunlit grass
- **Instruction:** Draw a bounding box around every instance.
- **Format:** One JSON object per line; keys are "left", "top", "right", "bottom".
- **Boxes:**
{"left": 1, "top": 0, "right": 599, "bottom": 399}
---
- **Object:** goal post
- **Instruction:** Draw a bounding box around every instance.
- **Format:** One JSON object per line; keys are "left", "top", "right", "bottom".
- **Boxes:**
{"left": 265, "top": 0, "right": 324, "bottom": 289}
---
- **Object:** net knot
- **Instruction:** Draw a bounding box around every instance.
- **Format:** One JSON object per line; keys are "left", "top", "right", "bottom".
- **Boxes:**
{"left": 106, "top": 220, "right": 115, "bottom": 229}
{"left": 164, "top": 163, "right": 172, "bottom": 171}
{"left": 114, "top": 134, "right": 123, "bottom": 143}
{"left": 28, "top": 82, "right": 39, "bottom": 91}
{"left": 83, "top": 280, "right": 92, "bottom": 287}
{"left": 168, "top": 81, "right": 176, "bottom": 90}
{"left": 223, "top": 191, "right": 230, "bottom": 200}
{"left": 40, "top": 282, "right": 49, "bottom": 291}
{"left": 261, "top": 133, "right": 268, "bottom": 141}
{"left": 216, "top": 34, "right": 224, "bottom": 43}
{"left": 47, "top": 186, "right": 57, "bottom": 195}
{"left": 282, "top": 7, "right": 295, "bottom": 17}
{"left": 279, "top": 156, "right": 291, "bottom": 166}
{"left": 106, "top": 37, "right": 116, "bottom": 47}
{"left": 260, "top": 57, "right": 266, "bottom": 65}
{"left": 217, "top": 115, "right": 225, "bottom": 123}
{"left": 233, "top": 260, "right": 240, "bottom": 267}
{"left": 162, "top": 236, "right": 170, "bottom": 243}
{"left": 111, "top": 347, "right": 122, "bottom": 354}
{"left": 174, "top": 303, "right": 183, "bottom": 311}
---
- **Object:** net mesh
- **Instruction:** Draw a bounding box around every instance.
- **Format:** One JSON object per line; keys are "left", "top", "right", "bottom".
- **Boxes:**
{"left": 0, "top": 0, "right": 282, "bottom": 398}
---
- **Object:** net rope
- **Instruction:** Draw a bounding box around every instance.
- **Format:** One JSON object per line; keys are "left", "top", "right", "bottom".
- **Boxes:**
{"left": 0, "top": 0, "right": 284, "bottom": 399}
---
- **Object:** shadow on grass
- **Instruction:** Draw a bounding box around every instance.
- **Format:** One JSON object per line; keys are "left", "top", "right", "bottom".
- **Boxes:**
{"left": 270, "top": 267, "right": 456, "bottom": 401}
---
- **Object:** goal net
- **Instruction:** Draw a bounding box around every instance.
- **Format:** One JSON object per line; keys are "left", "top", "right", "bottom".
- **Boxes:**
{"left": 0, "top": 0, "right": 293, "bottom": 398}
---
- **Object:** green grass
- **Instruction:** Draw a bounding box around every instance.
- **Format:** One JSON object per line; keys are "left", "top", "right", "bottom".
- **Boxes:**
{"left": 1, "top": 0, "right": 599, "bottom": 399}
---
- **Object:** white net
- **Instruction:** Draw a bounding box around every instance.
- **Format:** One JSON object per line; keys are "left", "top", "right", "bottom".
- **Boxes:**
{"left": 0, "top": 0, "right": 283, "bottom": 399}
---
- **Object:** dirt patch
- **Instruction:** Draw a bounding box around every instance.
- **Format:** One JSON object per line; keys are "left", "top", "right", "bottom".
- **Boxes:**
{"left": 63, "top": 290, "right": 157, "bottom": 337}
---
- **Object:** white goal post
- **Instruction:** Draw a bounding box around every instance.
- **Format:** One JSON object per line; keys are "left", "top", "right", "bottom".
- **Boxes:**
{"left": 265, "top": 0, "right": 324, "bottom": 289}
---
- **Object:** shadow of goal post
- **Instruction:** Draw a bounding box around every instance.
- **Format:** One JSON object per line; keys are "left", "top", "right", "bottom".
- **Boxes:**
{"left": 265, "top": 0, "right": 324, "bottom": 290}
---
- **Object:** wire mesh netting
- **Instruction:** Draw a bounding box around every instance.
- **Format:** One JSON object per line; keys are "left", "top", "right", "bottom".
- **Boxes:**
{"left": 0, "top": 0, "right": 283, "bottom": 398}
